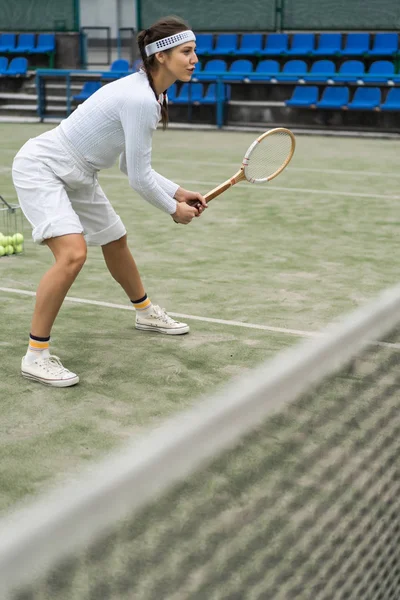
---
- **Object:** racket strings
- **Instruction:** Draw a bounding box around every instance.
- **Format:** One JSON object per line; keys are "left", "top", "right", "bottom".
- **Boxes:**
{"left": 244, "top": 131, "right": 294, "bottom": 182}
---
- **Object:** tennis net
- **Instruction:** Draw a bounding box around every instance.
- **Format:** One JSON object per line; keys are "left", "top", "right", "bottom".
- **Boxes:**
{"left": 1, "top": 285, "right": 400, "bottom": 599}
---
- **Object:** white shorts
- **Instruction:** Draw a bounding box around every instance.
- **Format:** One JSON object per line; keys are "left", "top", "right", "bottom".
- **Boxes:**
{"left": 12, "top": 128, "right": 126, "bottom": 246}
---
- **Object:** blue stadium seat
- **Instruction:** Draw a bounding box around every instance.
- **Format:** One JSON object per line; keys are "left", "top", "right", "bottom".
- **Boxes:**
{"left": 30, "top": 33, "right": 55, "bottom": 54}
{"left": 208, "top": 34, "right": 238, "bottom": 56}
{"left": 195, "top": 59, "right": 227, "bottom": 81}
{"left": 172, "top": 83, "right": 191, "bottom": 104}
{"left": 166, "top": 83, "right": 177, "bottom": 103}
{"left": 173, "top": 82, "right": 228, "bottom": 104}
{"left": 275, "top": 59, "right": 307, "bottom": 82}
{"left": 312, "top": 33, "right": 342, "bottom": 56}
{"left": 302, "top": 60, "right": 336, "bottom": 83}
{"left": 246, "top": 59, "right": 279, "bottom": 81}
{"left": 333, "top": 60, "right": 365, "bottom": 83}
{"left": 195, "top": 34, "right": 213, "bottom": 56}
{"left": 201, "top": 83, "right": 218, "bottom": 104}
{"left": 190, "top": 61, "right": 203, "bottom": 80}
{"left": 11, "top": 33, "right": 35, "bottom": 54}
{"left": 73, "top": 81, "right": 102, "bottom": 101}
{"left": 0, "top": 34, "right": 16, "bottom": 53}
{"left": 102, "top": 59, "right": 130, "bottom": 79}
{"left": 285, "top": 33, "right": 315, "bottom": 56}
{"left": 236, "top": 34, "right": 263, "bottom": 56}
{"left": 190, "top": 83, "right": 207, "bottom": 103}
{"left": 340, "top": 33, "right": 370, "bottom": 57}
{"left": 260, "top": 33, "right": 288, "bottom": 56}
{"left": 172, "top": 83, "right": 202, "bottom": 104}
{"left": 6, "top": 57, "right": 28, "bottom": 76}
{"left": 369, "top": 33, "right": 398, "bottom": 57}
{"left": 131, "top": 58, "right": 142, "bottom": 72}
{"left": 347, "top": 87, "right": 381, "bottom": 110}
{"left": 316, "top": 86, "right": 349, "bottom": 109}
{"left": 363, "top": 60, "right": 395, "bottom": 84}
{"left": 0, "top": 56, "right": 8, "bottom": 75}
{"left": 380, "top": 88, "right": 400, "bottom": 111}
{"left": 222, "top": 59, "right": 253, "bottom": 81}
{"left": 285, "top": 86, "right": 319, "bottom": 107}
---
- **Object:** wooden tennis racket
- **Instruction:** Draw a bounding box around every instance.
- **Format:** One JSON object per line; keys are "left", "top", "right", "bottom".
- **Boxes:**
{"left": 192, "top": 127, "right": 296, "bottom": 207}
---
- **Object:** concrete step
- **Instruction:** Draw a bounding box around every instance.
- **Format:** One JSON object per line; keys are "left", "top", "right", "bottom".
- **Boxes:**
{"left": 0, "top": 103, "right": 65, "bottom": 112}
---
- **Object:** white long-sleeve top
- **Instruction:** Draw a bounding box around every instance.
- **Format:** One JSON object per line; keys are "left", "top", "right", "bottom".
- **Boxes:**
{"left": 58, "top": 71, "right": 179, "bottom": 214}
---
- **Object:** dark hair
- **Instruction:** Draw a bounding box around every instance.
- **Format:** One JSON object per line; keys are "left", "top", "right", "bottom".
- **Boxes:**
{"left": 137, "top": 16, "right": 191, "bottom": 130}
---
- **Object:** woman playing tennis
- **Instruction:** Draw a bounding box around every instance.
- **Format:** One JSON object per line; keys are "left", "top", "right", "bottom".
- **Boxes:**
{"left": 12, "top": 16, "right": 206, "bottom": 387}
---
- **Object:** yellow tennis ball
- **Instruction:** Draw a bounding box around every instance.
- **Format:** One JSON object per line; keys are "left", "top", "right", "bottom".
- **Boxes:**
{"left": 14, "top": 244, "right": 23, "bottom": 253}
{"left": 5, "top": 245, "right": 14, "bottom": 255}
{"left": 12, "top": 233, "right": 24, "bottom": 245}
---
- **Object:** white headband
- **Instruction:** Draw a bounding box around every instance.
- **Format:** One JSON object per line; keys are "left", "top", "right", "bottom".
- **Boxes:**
{"left": 145, "top": 30, "right": 196, "bottom": 57}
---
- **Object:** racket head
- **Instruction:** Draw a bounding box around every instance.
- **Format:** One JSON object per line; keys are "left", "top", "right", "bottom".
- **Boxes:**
{"left": 242, "top": 127, "right": 295, "bottom": 184}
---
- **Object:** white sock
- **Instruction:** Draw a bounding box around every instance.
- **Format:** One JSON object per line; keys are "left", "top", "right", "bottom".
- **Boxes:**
{"left": 25, "top": 335, "right": 51, "bottom": 364}
{"left": 131, "top": 294, "right": 154, "bottom": 317}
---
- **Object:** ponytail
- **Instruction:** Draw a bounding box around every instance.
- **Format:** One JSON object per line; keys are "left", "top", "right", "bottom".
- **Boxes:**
{"left": 137, "top": 16, "right": 190, "bottom": 130}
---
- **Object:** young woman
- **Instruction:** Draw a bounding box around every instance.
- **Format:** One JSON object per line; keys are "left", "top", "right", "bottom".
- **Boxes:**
{"left": 12, "top": 16, "right": 206, "bottom": 388}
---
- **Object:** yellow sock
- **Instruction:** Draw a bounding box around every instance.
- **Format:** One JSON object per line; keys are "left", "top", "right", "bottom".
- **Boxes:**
{"left": 25, "top": 334, "right": 50, "bottom": 364}
{"left": 131, "top": 294, "right": 153, "bottom": 316}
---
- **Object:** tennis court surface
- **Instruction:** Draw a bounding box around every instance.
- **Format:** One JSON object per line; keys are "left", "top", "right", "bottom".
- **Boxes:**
{"left": 0, "top": 125, "right": 399, "bottom": 596}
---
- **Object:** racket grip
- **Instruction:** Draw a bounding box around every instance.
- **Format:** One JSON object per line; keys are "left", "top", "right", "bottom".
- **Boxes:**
{"left": 188, "top": 199, "right": 202, "bottom": 209}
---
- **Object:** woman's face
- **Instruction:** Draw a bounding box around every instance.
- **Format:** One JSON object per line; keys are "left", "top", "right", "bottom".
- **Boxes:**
{"left": 159, "top": 42, "right": 198, "bottom": 81}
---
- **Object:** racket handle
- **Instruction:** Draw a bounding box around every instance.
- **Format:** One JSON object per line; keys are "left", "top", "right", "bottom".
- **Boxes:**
{"left": 204, "top": 180, "right": 235, "bottom": 202}
{"left": 187, "top": 169, "right": 245, "bottom": 210}
{"left": 187, "top": 180, "right": 236, "bottom": 210}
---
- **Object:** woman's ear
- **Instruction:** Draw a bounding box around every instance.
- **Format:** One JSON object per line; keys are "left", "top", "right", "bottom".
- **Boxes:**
{"left": 155, "top": 51, "right": 165, "bottom": 64}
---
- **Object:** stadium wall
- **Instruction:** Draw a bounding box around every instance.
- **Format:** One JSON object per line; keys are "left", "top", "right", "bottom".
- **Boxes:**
{"left": 137, "top": 0, "right": 400, "bottom": 32}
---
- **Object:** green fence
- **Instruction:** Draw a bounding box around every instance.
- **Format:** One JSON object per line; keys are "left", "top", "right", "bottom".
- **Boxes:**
{"left": 137, "top": 0, "right": 400, "bottom": 31}
{"left": 282, "top": 0, "right": 400, "bottom": 30}
{"left": 1, "top": 0, "right": 79, "bottom": 32}
{"left": 137, "top": 0, "right": 279, "bottom": 32}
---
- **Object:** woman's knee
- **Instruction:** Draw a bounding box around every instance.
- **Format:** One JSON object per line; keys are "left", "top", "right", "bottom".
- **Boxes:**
{"left": 47, "top": 235, "right": 87, "bottom": 274}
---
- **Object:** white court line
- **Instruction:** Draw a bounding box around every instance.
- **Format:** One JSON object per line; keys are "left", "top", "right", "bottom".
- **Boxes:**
{"left": 0, "top": 286, "right": 319, "bottom": 338}
{"left": 156, "top": 158, "right": 400, "bottom": 180}
{"left": 99, "top": 174, "right": 400, "bottom": 200}
{"left": 0, "top": 163, "right": 397, "bottom": 199}
{"left": 2, "top": 286, "right": 400, "bottom": 348}
{"left": 1, "top": 152, "right": 400, "bottom": 179}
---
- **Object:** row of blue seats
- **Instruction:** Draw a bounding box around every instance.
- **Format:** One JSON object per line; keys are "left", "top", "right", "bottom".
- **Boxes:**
{"left": 0, "top": 33, "right": 55, "bottom": 54}
{"left": 73, "top": 81, "right": 229, "bottom": 104}
{"left": 73, "top": 79, "right": 400, "bottom": 111}
{"left": 167, "top": 83, "right": 229, "bottom": 104}
{"left": 193, "top": 59, "right": 400, "bottom": 84}
{"left": 0, "top": 56, "right": 28, "bottom": 76}
{"left": 286, "top": 85, "right": 400, "bottom": 110}
{"left": 196, "top": 32, "right": 399, "bottom": 57}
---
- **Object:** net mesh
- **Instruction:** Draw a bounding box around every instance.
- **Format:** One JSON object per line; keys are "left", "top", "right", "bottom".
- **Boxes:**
{"left": 282, "top": 0, "right": 400, "bottom": 30}
{"left": 1, "top": 0, "right": 78, "bottom": 32}
{"left": 139, "top": 0, "right": 277, "bottom": 31}
{"left": 244, "top": 131, "right": 294, "bottom": 183}
{"left": 1, "top": 288, "right": 400, "bottom": 599}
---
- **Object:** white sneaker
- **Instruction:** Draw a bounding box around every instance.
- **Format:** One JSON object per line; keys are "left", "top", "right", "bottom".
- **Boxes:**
{"left": 135, "top": 305, "right": 189, "bottom": 335}
{"left": 21, "top": 355, "right": 79, "bottom": 387}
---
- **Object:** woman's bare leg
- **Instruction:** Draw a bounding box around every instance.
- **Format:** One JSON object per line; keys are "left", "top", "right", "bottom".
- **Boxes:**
{"left": 30, "top": 234, "right": 87, "bottom": 337}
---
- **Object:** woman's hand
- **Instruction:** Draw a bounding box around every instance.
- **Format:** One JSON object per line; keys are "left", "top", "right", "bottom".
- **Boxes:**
{"left": 171, "top": 202, "right": 198, "bottom": 225}
{"left": 174, "top": 187, "right": 207, "bottom": 216}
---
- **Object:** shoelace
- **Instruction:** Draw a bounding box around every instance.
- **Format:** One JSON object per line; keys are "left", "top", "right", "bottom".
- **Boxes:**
{"left": 37, "top": 355, "right": 69, "bottom": 375}
{"left": 152, "top": 305, "right": 177, "bottom": 325}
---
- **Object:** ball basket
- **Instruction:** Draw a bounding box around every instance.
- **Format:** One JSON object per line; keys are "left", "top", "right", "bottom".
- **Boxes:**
{"left": 0, "top": 195, "right": 25, "bottom": 257}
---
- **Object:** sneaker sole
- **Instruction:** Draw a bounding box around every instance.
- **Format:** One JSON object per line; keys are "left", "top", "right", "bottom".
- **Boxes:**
{"left": 135, "top": 323, "right": 190, "bottom": 335}
{"left": 21, "top": 371, "right": 79, "bottom": 387}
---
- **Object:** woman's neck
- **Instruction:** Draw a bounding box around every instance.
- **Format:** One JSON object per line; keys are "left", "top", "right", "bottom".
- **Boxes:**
{"left": 150, "top": 69, "right": 175, "bottom": 96}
